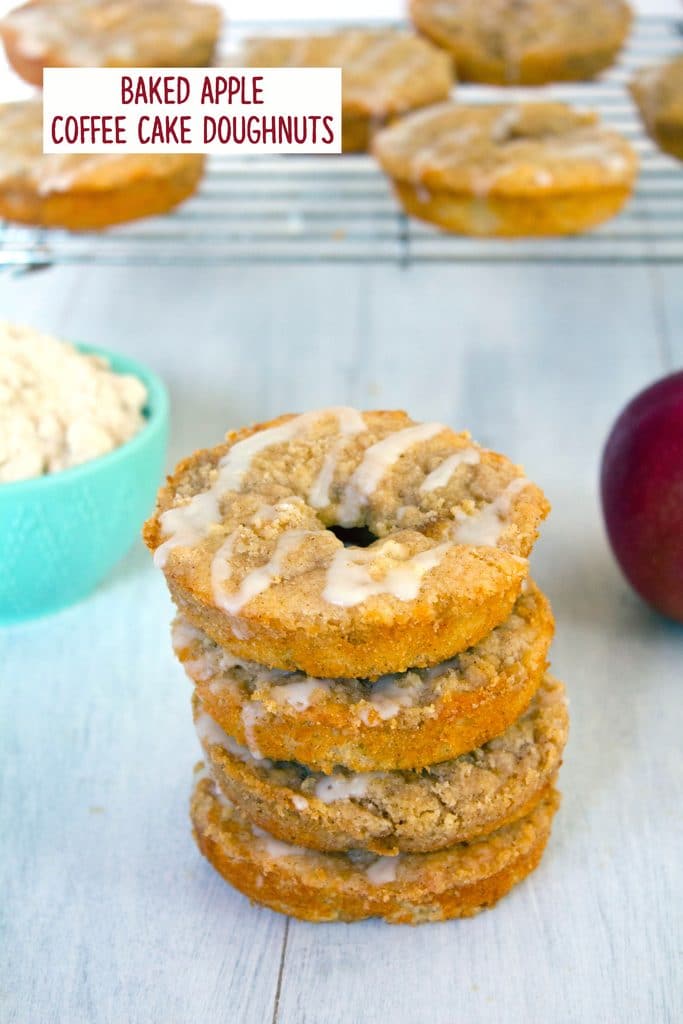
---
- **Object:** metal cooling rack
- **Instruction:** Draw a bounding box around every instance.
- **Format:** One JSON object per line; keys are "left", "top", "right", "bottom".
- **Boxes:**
{"left": 2, "top": 15, "right": 682, "bottom": 268}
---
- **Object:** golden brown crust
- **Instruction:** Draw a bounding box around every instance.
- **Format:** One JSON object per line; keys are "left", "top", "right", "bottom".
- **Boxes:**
{"left": 145, "top": 409, "right": 549, "bottom": 678}
{"left": 392, "top": 180, "right": 632, "bottom": 237}
{"left": 630, "top": 58, "right": 683, "bottom": 162}
{"left": 0, "top": 160, "right": 205, "bottom": 230}
{"left": 176, "top": 581, "right": 554, "bottom": 772}
{"left": 340, "top": 114, "right": 398, "bottom": 155}
{"left": 340, "top": 114, "right": 373, "bottom": 155}
{"left": 197, "top": 675, "right": 567, "bottom": 854}
{"left": 409, "top": 0, "right": 631, "bottom": 85}
{"left": 0, "top": 100, "right": 204, "bottom": 230}
{"left": 190, "top": 774, "right": 560, "bottom": 923}
{"left": 0, "top": 0, "right": 221, "bottom": 85}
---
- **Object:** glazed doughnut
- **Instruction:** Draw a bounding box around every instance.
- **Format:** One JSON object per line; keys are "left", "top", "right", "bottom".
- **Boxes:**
{"left": 0, "top": 0, "right": 221, "bottom": 87}
{"left": 191, "top": 773, "right": 560, "bottom": 924}
{"left": 144, "top": 409, "right": 549, "bottom": 678}
{"left": 237, "top": 30, "right": 454, "bottom": 154}
{"left": 196, "top": 675, "right": 567, "bottom": 855}
{"left": 373, "top": 102, "right": 638, "bottom": 237}
{"left": 173, "top": 580, "right": 554, "bottom": 772}
{"left": 0, "top": 100, "right": 204, "bottom": 230}
{"left": 409, "top": 0, "right": 632, "bottom": 86}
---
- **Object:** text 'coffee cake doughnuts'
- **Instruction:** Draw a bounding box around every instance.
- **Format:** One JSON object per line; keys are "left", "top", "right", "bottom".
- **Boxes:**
{"left": 195, "top": 675, "right": 568, "bottom": 855}
{"left": 174, "top": 580, "right": 554, "bottom": 772}
{"left": 0, "top": 0, "right": 221, "bottom": 87}
{"left": 373, "top": 101, "right": 638, "bottom": 237}
{"left": 0, "top": 100, "right": 204, "bottom": 230}
{"left": 191, "top": 773, "right": 560, "bottom": 924}
{"left": 237, "top": 30, "right": 454, "bottom": 153}
{"left": 144, "top": 409, "right": 549, "bottom": 678}
{"left": 409, "top": 0, "right": 632, "bottom": 85}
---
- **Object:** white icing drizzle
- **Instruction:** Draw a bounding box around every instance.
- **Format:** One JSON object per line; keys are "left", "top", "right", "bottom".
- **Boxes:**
{"left": 338, "top": 422, "right": 445, "bottom": 526}
{"left": 291, "top": 794, "right": 309, "bottom": 812}
{"left": 195, "top": 711, "right": 231, "bottom": 751}
{"left": 534, "top": 168, "right": 554, "bottom": 188}
{"left": 269, "top": 677, "right": 330, "bottom": 711}
{"left": 171, "top": 619, "right": 236, "bottom": 683}
{"left": 212, "top": 526, "right": 312, "bottom": 615}
{"left": 197, "top": 712, "right": 270, "bottom": 767}
{"left": 323, "top": 539, "right": 452, "bottom": 608}
{"left": 216, "top": 647, "right": 245, "bottom": 673}
{"left": 155, "top": 489, "right": 223, "bottom": 568}
{"left": 183, "top": 656, "right": 216, "bottom": 683}
{"left": 360, "top": 672, "right": 424, "bottom": 722}
{"left": 224, "top": 733, "right": 268, "bottom": 765}
{"left": 309, "top": 408, "right": 367, "bottom": 509}
{"left": 275, "top": 32, "right": 435, "bottom": 114}
{"left": 365, "top": 856, "right": 400, "bottom": 885}
{"left": 212, "top": 785, "right": 234, "bottom": 812}
{"left": 207, "top": 676, "right": 239, "bottom": 698}
{"left": 155, "top": 407, "right": 359, "bottom": 567}
{"left": 170, "top": 617, "right": 202, "bottom": 652}
{"left": 35, "top": 155, "right": 129, "bottom": 196}
{"left": 346, "top": 32, "right": 397, "bottom": 72}
{"left": 241, "top": 703, "right": 265, "bottom": 759}
{"left": 406, "top": 106, "right": 478, "bottom": 199}
{"left": 314, "top": 772, "right": 377, "bottom": 804}
{"left": 420, "top": 447, "right": 480, "bottom": 493}
{"left": 490, "top": 106, "right": 519, "bottom": 143}
{"left": 172, "top": 619, "right": 244, "bottom": 685}
{"left": 451, "top": 477, "right": 529, "bottom": 547}
{"left": 356, "top": 34, "right": 444, "bottom": 114}
{"left": 252, "top": 826, "right": 307, "bottom": 859}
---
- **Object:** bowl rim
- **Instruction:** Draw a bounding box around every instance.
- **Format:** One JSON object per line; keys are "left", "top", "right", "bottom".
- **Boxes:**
{"left": 0, "top": 341, "right": 169, "bottom": 496}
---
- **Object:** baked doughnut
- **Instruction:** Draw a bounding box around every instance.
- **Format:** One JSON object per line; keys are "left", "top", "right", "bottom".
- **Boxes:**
{"left": 196, "top": 675, "right": 567, "bottom": 854}
{"left": 0, "top": 0, "right": 221, "bottom": 86}
{"left": 191, "top": 773, "right": 560, "bottom": 923}
{"left": 144, "top": 409, "right": 549, "bottom": 678}
{"left": 173, "top": 580, "right": 554, "bottom": 772}
{"left": 373, "top": 102, "right": 638, "bottom": 237}
{"left": 630, "top": 57, "right": 683, "bottom": 162}
{"left": 409, "top": 0, "right": 632, "bottom": 85}
{"left": 238, "top": 31, "right": 453, "bottom": 153}
{"left": 0, "top": 100, "right": 204, "bottom": 230}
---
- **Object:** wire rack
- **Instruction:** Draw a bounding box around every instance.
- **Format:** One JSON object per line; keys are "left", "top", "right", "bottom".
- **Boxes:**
{"left": 2, "top": 15, "right": 682, "bottom": 269}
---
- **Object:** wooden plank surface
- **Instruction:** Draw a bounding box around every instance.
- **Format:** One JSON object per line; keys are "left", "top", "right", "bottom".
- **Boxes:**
{"left": 651, "top": 266, "right": 683, "bottom": 368}
{"left": 1, "top": 261, "right": 682, "bottom": 1024}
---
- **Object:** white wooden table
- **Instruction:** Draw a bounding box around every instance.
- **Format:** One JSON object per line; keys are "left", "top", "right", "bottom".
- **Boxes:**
{"left": 2, "top": 257, "right": 681, "bottom": 1024}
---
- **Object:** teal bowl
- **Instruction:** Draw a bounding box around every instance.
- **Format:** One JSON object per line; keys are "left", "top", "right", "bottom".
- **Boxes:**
{"left": 0, "top": 344, "right": 169, "bottom": 623}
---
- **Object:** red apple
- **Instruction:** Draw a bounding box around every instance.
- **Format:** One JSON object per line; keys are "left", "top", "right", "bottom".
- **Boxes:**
{"left": 601, "top": 370, "right": 683, "bottom": 623}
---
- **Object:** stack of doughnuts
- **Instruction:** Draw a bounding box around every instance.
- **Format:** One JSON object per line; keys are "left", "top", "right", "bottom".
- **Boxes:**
{"left": 144, "top": 408, "right": 568, "bottom": 924}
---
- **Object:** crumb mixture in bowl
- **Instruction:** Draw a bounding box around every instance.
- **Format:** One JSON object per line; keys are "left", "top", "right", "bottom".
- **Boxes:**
{"left": 0, "top": 322, "right": 147, "bottom": 482}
